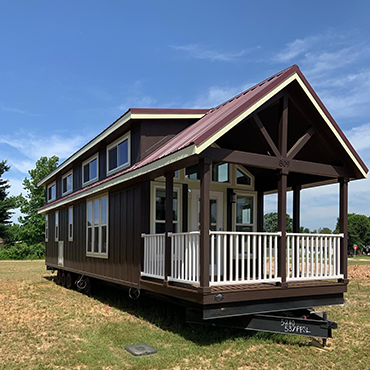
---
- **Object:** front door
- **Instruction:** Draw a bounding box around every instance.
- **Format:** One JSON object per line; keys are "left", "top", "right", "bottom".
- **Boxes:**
{"left": 190, "top": 190, "right": 224, "bottom": 231}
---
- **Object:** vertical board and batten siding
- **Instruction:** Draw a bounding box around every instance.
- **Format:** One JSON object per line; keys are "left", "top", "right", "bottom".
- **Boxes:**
{"left": 45, "top": 182, "right": 150, "bottom": 287}
{"left": 73, "top": 165, "right": 82, "bottom": 191}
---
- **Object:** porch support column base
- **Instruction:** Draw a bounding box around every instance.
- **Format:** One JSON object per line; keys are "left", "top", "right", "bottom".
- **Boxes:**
{"left": 277, "top": 281, "right": 288, "bottom": 288}
{"left": 338, "top": 278, "right": 349, "bottom": 285}
{"left": 197, "top": 286, "right": 211, "bottom": 294}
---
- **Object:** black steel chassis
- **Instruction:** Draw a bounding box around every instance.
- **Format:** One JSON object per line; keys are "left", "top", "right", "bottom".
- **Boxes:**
{"left": 186, "top": 308, "right": 337, "bottom": 346}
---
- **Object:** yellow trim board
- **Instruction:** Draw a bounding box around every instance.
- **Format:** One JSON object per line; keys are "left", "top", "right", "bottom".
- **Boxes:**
{"left": 131, "top": 113, "right": 205, "bottom": 119}
{"left": 195, "top": 73, "right": 367, "bottom": 178}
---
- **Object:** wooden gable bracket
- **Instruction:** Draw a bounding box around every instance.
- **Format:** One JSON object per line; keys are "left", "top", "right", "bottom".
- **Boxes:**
{"left": 287, "top": 126, "right": 316, "bottom": 159}
{"left": 251, "top": 113, "right": 281, "bottom": 157}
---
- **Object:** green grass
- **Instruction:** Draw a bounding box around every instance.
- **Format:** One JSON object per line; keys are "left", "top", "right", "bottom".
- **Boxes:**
{"left": 0, "top": 260, "right": 369, "bottom": 369}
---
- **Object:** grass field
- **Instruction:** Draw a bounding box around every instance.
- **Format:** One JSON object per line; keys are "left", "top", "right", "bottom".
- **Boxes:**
{"left": 0, "top": 260, "right": 369, "bottom": 370}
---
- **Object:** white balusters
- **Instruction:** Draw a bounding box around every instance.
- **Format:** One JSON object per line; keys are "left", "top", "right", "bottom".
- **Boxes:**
{"left": 286, "top": 233, "right": 344, "bottom": 281}
{"left": 141, "top": 233, "right": 166, "bottom": 279}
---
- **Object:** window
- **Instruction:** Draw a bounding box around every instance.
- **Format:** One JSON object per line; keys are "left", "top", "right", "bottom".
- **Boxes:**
{"left": 45, "top": 215, "right": 49, "bottom": 242}
{"left": 68, "top": 206, "right": 73, "bottom": 241}
{"left": 185, "top": 164, "right": 200, "bottom": 180}
{"left": 55, "top": 211, "right": 59, "bottom": 241}
{"left": 235, "top": 194, "right": 254, "bottom": 232}
{"left": 83, "top": 154, "right": 99, "bottom": 186}
{"left": 62, "top": 171, "right": 73, "bottom": 195}
{"left": 86, "top": 194, "right": 108, "bottom": 257}
{"left": 47, "top": 182, "right": 56, "bottom": 202}
{"left": 107, "top": 133, "right": 130, "bottom": 174}
{"left": 212, "top": 162, "right": 229, "bottom": 183}
{"left": 154, "top": 187, "right": 179, "bottom": 233}
{"left": 236, "top": 167, "right": 252, "bottom": 186}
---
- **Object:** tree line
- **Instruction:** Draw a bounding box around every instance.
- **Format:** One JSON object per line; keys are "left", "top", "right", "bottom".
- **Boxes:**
{"left": 0, "top": 156, "right": 369, "bottom": 259}
{"left": 0, "top": 157, "right": 58, "bottom": 259}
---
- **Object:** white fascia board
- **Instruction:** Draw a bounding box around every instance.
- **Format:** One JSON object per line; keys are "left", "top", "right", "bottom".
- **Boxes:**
{"left": 38, "top": 144, "right": 197, "bottom": 214}
{"left": 131, "top": 113, "right": 205, "bottom": 120}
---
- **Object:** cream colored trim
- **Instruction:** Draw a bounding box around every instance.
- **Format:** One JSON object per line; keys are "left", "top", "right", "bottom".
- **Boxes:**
{"left": 82, "top": 153, "right": 99, "bottom": 187}
{"left": 47, "top": 181, "right": 56, "bottom": 203}
{"left": 233, "top": 191, "right": 257, "bottom": 232}
{"left": 38, "top": 145, "right": 197, "bottom": 214}
{"left": 194, "top": 73, "right": 367, "bottom": 179}
{"left": 106, "top": 131, "right": 131, "bottom": 176}
{"left": 294, "top": 76, "right": 368, "bottom": 178}
{"left": 195, "top": 74, "right": 298, "bottom": 154}
{"left": 38, "top": 112, "right": 205, "bottom": 187}
{"left": 62, "top": 170, "right": 73, "bottom": 196}
{"left": 131, "top": 113, "right": 205, "bottom": 120}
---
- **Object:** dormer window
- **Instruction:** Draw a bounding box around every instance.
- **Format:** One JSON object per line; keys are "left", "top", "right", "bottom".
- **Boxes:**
{"left": 83, "top": 154, "right": 99, "bottom": 186}
{"left": 62, "top": 170, "right": 73, "bottom": 195}
{"left": 107, "top": 133, "right": 130, "bottom": 175}
{"left": 47, "top": 182, "right": 56, "bottom": 202}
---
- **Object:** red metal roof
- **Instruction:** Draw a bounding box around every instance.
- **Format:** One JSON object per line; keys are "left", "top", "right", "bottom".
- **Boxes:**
{"left": 39, "top": 65, "right": 368, "bottom": 211}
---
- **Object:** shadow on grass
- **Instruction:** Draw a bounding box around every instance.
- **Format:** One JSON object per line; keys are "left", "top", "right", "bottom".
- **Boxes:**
{"left": 43, "top": 272, "right": 306, "bottom": 347}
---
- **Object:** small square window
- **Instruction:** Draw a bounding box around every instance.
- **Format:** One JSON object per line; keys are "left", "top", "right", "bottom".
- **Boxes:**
{"left": 83, "top": 155, "right": 99, "bottom": 186}
{"left": 47, "top": 182, "right": 56, "bottom": 202}
{"left": 107, "top": 133, "right": 130, "bottom": 175}
{"left": 212, "top": 162, "right": 229, "bottom": 183}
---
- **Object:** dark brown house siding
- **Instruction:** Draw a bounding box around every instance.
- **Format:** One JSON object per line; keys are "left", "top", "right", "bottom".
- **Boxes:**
{"left": 46, "top": 181, "right": 151, "bottom": 287}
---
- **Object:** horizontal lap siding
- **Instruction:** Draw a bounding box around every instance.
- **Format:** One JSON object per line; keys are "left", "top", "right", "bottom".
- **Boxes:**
{"left": 46, "top": 182, "right": 150, "bottom": 286}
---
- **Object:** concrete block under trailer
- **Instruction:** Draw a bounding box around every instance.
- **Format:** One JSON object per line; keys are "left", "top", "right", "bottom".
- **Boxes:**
{"left": 49, "top": 266, "right": 339, "bottom": 346}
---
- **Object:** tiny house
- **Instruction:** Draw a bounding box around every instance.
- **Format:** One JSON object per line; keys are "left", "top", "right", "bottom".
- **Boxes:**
{"left": 39, "top": 65, "right": 367, "bottom": 339}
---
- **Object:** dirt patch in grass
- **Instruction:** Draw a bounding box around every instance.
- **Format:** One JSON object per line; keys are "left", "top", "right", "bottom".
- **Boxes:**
{"left": 348, "top": 264, "right": 370, "bottom": 279}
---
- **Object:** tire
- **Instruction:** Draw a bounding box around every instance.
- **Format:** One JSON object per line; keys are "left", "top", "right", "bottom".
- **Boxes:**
{"left": 83, "top": 277, "right": 92, "bottom": 295}
{"left": 66, "top": 273, "right": 73, "bottom": 289}
{"left": 56, "top": 270, "right": 62, "bottom": 285}
{"left": 61, "top": 271, "right": 66, "bottom": 287}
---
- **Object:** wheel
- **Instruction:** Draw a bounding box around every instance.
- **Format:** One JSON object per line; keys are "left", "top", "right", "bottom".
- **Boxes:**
{"left": 66, "top": 273, "right": 73, "bottom": 289}
{"left": 56, "top": 270, "right": 62, "bottom": 285}
{"left": 83, "top": 277, "right": 92, "bottom": 295}
{"left": 61, "top": 271, "right": 66, "bottom": 287}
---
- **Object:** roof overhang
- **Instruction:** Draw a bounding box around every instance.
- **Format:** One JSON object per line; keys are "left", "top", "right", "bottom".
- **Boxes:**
{"left": 37, "top": 108, "right": 208, "bottom": 187}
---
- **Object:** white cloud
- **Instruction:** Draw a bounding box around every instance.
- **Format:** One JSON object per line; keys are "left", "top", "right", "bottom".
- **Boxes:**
{"left": 171, "top": 44, "right": 255, "bottom": 62}
{"left": 7, "top": 159, "right": 35, "bottom": 174}
{"left": 275, "top": 37, "right": 316, "bottom": 63}
{"left": 0, "top": 132, "right": 87, "bottom": 162}
{"left": 345, "top": 123, "right": 370, "bottom": 151}
{"left": 185, "top": 82, "right": 255, "bottom": 109}
{"left": 1, "top": 103, "right": 41, "bottom": 116}
{"left": 119, "top": 96, "right": 157, "bottom": 111}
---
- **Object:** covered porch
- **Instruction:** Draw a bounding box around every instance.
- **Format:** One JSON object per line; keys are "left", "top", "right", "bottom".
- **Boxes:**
{"left": 137, "top": 72, "right": 361, "bottom": 301}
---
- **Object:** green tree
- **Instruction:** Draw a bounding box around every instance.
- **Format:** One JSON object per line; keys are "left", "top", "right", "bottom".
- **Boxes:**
{"left": 0, "top": 160, "right": 18, "bottom": 240}
{"left": 18, "top": 156, "right": 59, "bottom": 245}
{"left": 335, "top": 213, "right": 370, "bottom": 252}
{"left": 264, "top": 212, "right": 293, "bottom": 233}
{"left": 318, "top": 227, "right": 332, "bottom": 234}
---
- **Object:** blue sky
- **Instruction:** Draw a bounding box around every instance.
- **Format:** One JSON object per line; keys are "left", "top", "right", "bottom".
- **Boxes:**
{"left": 1, "top": 1, "right": 370, "bottom": 230}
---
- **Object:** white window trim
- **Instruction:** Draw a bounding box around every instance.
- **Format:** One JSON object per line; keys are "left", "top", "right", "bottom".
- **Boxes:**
{"left": 47, "top": 181, "right": 56, "bottom": 203}
{"left": 82, "top": 153, "right": 99, "bottom": 187}
{"left": 234, "top": 191, "right": 257, "bottom": 232}
{"left": 68, "top": 206, "right": 73, "bottom": 242}
{"left": 62, "top": 170, "right": 73, "bottom": 196}
{"left": 45, "top": 215, "right": 49, "bottom": 242}
{"left": 55, "top": 210, "right": 59, "bottom": 242}
{"left": 234, "top": 165, "right": 254, "bottom": 189}
{"left": 106, "top": 132, "right": 131, "bottom": 176}
{"left": 152, "top": 183, "right": 181, "bottom": 234}
{"left": 86, "top": 193, "right": 108, "bottom": 258}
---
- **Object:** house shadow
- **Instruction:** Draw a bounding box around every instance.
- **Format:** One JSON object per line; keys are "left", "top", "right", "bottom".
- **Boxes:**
{"left": 43, "top": 273, "right": 308, "bottom": 347}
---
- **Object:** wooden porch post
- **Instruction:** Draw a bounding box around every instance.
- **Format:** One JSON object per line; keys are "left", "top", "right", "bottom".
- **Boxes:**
{"left": 200, "top": 157, "right": 211, "bottom": 292}
{"left": 293, "top": 185, "right": 301, "bottom": 276}
{"left": 257, "top": 190, "right": 264, "bottom": 232}
{"left": 277, "top": 171, "right": 288, "bottom": 287}
{"left": 164, "top": 171, "right": 174, "bottom": 285}
{"left": 339, "top": 177, "right": 349, "bottom": 283}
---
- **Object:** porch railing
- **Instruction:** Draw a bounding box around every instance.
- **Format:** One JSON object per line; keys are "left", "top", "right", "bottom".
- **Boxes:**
{"left": 141, "top": 233, "right": 166, "bottom": 279}
{"left": 286, "top": 233, "right": 344, "bottom": 281}
{"left": 168, "top": 231, "right": 200, "bottom": 285}
{"left": 209, "top": 231, "right": 282, "bottom": 286}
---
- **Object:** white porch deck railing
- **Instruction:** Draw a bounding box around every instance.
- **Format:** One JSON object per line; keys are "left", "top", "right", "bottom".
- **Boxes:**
{"left": 209, "top": 231, "right": 282, "bottom": 286}
{"left": 141, "top": 231, "right": 344, "bottom": 286}
{"left": 168, "top": 231, "right": 200, "bottom": 285}
{"left": 141, "top": 233, "right": 166, "bottom": 279}
{"left": 286, "top": 233, "right": 344, "bottom": 281}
